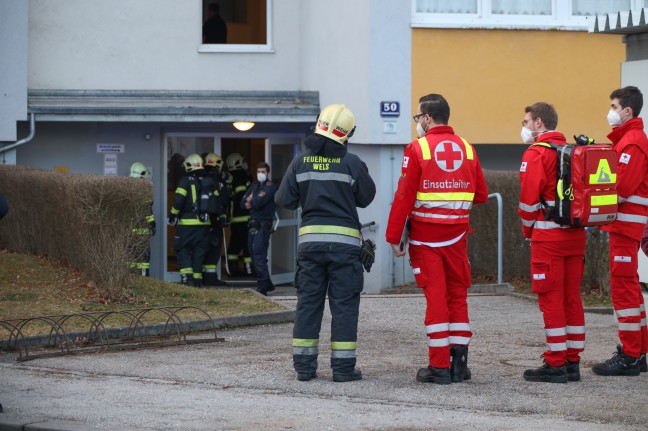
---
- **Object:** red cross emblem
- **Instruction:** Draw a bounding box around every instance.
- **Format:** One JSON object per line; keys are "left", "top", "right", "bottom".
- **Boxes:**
{"left": 434, "top": 141, "right": 463, "bottom": 172}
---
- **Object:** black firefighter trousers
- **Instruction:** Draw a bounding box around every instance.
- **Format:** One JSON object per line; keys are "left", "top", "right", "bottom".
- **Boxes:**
{"left": 292, "top": 242, "right": 364, "bottom": 375}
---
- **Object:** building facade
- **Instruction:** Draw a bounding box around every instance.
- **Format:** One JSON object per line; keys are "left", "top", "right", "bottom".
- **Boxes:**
{"left": 1, "top": 0, "right": 643, "bottom": 292}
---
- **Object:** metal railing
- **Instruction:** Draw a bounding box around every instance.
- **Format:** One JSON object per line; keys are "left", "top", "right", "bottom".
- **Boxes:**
{"left": 0, "top": 306, "right": 224, "bottom": 362}
{"left": 488, "top": 193, "right": 503, "bottom": 284}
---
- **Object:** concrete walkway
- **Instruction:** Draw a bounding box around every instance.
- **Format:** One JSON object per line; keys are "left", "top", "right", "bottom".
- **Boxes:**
{"left": 1, "top": 293, "right": 647, "bottom": 430}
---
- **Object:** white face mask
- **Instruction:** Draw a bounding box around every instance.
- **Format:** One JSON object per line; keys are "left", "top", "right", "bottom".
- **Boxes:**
{"left": 520, "top": 126, "right": 535, "bottom": 144}
{"left": 257, "top": 172, "right": 267, "bottom": 183}
{"left": 416, "top": 120, "right": 427, "bottom": 138}
{"left": 607, "top": 108, "right": 626, "bottom": 126}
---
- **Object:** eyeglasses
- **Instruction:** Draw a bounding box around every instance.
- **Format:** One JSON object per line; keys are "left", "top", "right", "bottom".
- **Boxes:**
{"left": 412, "top": 113, "right": 426, "bottom": 123}
{"left": 521, "top": 118, "right": 536, "bottom": 127}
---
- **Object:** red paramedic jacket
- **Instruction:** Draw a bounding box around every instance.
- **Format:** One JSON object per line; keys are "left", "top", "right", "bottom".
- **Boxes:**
{"left": 518, "top": 131, "right": 585, "bottom": 242}
{"left": 600, "top": 117, "right": 648, "bottom": 241}
{"left": 386, "top": 126, "right": 488, "bottom": 244}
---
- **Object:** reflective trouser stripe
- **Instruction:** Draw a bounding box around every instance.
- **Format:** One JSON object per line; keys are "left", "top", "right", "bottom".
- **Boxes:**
{"left": 293, "top": 347, "right": 318, "bottom": 356}
{"left": 448, "top": 336, "right": 470, "bottom": 345}
{"left": 566, "top": 340, "right": 585, "bottom": 349}
{"left": 426, "top": 323, "right": 449, "bottom": 334}
{"left": 546, "top": 342, "right": 567, "bottom": 351}
{"left": 331, "top": 341, "right": 357, "bottom": 350}
{"left": 231, "top": 216, "right": 250, "bottom": 223}
{"left": 227, "top": 254, "right": 239, "bottom": 260}
{"left": 203, "top": 265, "right": 217, "bottom": 273}
{"left": 566, "top": 326, "right": 585, "bottom": 334}
{"left": 616, "top": 308, "right": 641, "bottom": 318}
{"left": 427, "top": 338, "right": 449, "bottom": 347}
{"left": 180, "top": 268, "right": 193, "bottom": 275}
{"left": 331, "top": 350, "right": 356, "bottom": 358}
{"left": 449, "top": 323, "right": 471, "bottom": 332}
{"left": 545, "top": 327, "right": 567, "bottom": 337}
{"left": 619, "top": 323, "right": 642, "bottom": 331}
{"left": 293, "top": 339, "right": 319, "bottom": 347}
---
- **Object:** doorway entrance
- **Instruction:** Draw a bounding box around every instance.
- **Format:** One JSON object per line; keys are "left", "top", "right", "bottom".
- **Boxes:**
{"left": 163, "top": 132, "right": 302, "bottom": 285}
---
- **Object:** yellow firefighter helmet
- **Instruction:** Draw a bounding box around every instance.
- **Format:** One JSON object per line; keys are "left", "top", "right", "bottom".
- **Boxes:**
{"left": 314, "top": 104, "right": 356, "bottom": 145}
{"left": 205, "top": 153, "right": 224, "bottom": 170}
{"left": 129, "top": 162, "right": 150, "bottom": 179}
{"left": 183, "top": 154, "right": 204, "bottom": 172}
{"left": 226, "top": 153, "right": 246, "bottom": 171}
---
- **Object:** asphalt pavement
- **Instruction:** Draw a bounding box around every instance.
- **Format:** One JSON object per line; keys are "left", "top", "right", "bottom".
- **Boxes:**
{"left": 1, "top": 290, "right": 647, "bottom": 431}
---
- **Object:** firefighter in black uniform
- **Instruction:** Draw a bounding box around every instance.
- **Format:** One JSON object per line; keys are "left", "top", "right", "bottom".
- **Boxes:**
{"left": 201, "top": 153, "right": 231, "bottom": 287}
{"left": 225, "top": 153, "right": 253, "bottom": 276}
{"left": 276, "top": 104, "right": 376, "bottom": 382}
{"left": 168, "top": 154, "right": 216, "bottom": 287}
{"left": 128, "top": 162, "right": 156, "bottom": 277}
{"left": 242, "top": 161, "right": 277, "bottom": 295}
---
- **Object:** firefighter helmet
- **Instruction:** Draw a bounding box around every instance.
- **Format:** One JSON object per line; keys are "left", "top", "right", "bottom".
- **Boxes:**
{"left": 205, "top": 153, "right": 224, "bottom": 170}
{"left": 226, "top": 153, "right": 246, "bottom": 171}
{"left": 314, "top": 104, "right": 356, "bottom": 145}
{"left": 129, "top": 162, "right": 150, "bottom": 179}
{"left": 183, "top": 154, "right": 204, "bottom": 172}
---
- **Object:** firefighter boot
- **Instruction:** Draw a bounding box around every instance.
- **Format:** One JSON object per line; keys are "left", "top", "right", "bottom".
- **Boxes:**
{"left": 180, "top": 274, "right": 194, "bottom": 286}
{"left": 450, "top": 346, "right": 471, "bottom": 382}
{"left": 416, "top": 366, "right": 451, "bottom": 385}
{"left": 297, "top": 371, "right": 317, "bottom": 382}
{"left": 566, "top": 360, "right": 580, "bottom": 382}
{"left": 640, "top": 353, "right": 647, "bottom": 373}
{"left": 523, "top": 361, "right": 568, "bottom": 383}
{"left": 592, "top": 345, "right": 640, "bottom": 376}
{"left": 332, "top": 368, "right": 363, "bottom": 383}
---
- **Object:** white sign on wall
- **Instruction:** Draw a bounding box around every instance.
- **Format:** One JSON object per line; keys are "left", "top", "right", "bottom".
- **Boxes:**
{"left": 104, "top": 154, "right": 118, "bottom": 176}
{"left": 97, "top": 143, "right": 125, "bottom": 154}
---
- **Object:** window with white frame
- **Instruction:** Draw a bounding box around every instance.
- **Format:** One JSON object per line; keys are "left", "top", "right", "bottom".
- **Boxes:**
{"left": 412, "top": 0, "right": 644, "bottom": 30}
{"left": 199, "top": 0, "right": 273, "bottom": 53}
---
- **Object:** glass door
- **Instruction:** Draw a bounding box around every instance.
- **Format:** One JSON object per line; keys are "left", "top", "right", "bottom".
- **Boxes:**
{"left": 164, "top": 133, "right": 221, "bottom": 282}
{"left": 266, "top": 137, "right": 301, "bottom": 285}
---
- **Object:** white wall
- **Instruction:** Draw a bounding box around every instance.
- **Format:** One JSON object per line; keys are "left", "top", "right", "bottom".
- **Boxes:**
{"left": 621, "top": 59, "right": 648, "bottom": 130}
{"left": 0, "top": 0, "right": 28, "bottom": 141}
{"left": 28, "top": 0, "right": 303, "bottom": 91}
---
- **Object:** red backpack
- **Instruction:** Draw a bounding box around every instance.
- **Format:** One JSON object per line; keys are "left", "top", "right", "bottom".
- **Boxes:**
{"left": 534, "top": 135, "right": 618, "bottom": 227}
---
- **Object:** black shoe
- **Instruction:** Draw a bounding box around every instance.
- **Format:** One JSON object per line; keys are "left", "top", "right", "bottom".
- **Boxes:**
{"left": 592, "top": 345, "right": 640, "bottom": 376}
{"left": 332, "top": 368, "right": 363, "bottom": 382}
{"left": 640, "top": 354, "right": 647, "bottom": 373}
{"left": 450, "top": 346, "right": 471, "bottom": 382}
{"left": 416, "top": 366, "right": 451, "bottom": 385}
{"left": 297, "top": 371, "right": 317, "bottom": 382}
{"left": 255, "top": 288, "right": 268, "bottom": 296}
{"left": 193, "top": 279, "right": 203, "bottom": 288}
{"left": 267, "top": 282, "right": 276, "bottom": 293}
{"left": 523, "top": 362, "right": 568, "bottom": 383}
{"left": 566, "top": 360, "right": 580, "bottom": 382}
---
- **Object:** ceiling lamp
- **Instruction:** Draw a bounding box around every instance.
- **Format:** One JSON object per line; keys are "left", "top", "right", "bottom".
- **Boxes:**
{"left": 233, "top": 121, "right": 255, "bottom": 131}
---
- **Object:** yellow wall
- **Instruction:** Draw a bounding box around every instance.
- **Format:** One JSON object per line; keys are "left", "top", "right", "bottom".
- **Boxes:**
{"left": 412, "top": 29, "right": 625, "bottom": 144}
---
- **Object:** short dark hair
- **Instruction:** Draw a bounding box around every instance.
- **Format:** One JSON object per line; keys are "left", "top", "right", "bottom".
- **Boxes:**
{"left": 208, "top": 3, "right": 220, "bottom": 14}
{"left": 610, "top": 86, "right": 643, "bottom": 117}
{"left": 419, "top": 94, "right": 450, "bottom": 125}
{"left": 525, "top": 102, "right": 558, "bottom": 130}
{"left": 256, "top": 161, "right": 270, "bottom": 172}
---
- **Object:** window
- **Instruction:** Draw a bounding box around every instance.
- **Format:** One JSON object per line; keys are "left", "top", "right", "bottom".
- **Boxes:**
{"left": 412, "top": 0, "right": 645, "bottom": 30}
{"left": 199, "top": 0, "right": 273, "bottom": 53}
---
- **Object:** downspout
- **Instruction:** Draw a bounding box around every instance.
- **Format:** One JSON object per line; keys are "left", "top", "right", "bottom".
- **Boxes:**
{"left": 0, "top": 112, "right": 36, "bottom": 157}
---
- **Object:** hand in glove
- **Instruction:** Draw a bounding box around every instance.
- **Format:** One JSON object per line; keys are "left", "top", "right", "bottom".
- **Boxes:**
{"left": 168, "top": 215, "right": 178, "bottom": 227}
{"left": 360, "top": 239, "right": 376, "bottom": 272}
{"left": 149, "top": 220, "right": 157, "bottom": 236}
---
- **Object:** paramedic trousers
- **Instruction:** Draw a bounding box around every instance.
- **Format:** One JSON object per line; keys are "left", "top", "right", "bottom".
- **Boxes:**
{"left": 409, "top": 235, "right": 472, "bottom": 369}
{"left": 292, "top": 242, "right": 363, "bottom": 375}
{"left": 174, "top": 224, "right": 210, "bottom": 283}
{"left": 530, "top": 239, "right": 586, "bottom": 366}
{"left": 608, "top": 232, "right": 648, "bottom": 358}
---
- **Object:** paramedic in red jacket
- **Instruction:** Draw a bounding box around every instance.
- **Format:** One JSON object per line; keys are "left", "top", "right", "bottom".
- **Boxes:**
{"left": 592, "top": 86, "right": 648, "bottom": 376}
{"left": 386, "top": 93, "right": 488, "bottom": 385}
{"left": 517, "top": 102, "right": 586, "bottom": 384}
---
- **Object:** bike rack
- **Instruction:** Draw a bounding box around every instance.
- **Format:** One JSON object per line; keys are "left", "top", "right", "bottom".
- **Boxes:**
{"left": 0, "top": 306, "right": 224, "bottom": 362}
